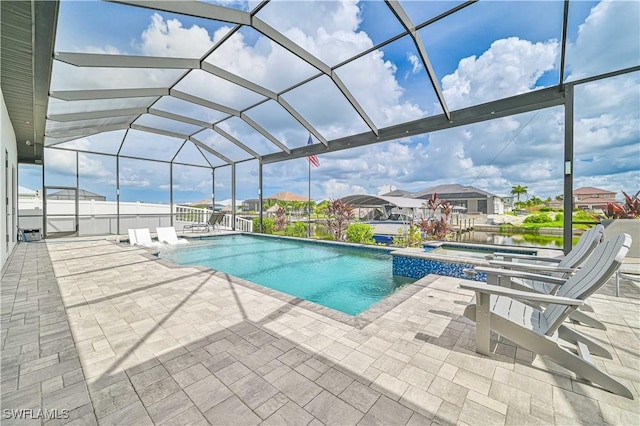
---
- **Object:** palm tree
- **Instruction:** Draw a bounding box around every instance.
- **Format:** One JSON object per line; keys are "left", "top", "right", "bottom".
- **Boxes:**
{"left": 511, "top": 185, "right": 528, "bottom": 203}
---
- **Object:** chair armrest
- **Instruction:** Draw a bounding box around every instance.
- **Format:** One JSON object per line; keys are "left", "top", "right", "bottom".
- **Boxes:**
{"left": 486, "top": 252, "right": 562, "bottom": 263}
{"left": 487, "top": 260, "right": 576, "bottom": 274}
{"left": 474, "top": 266, "right": 568, "bottom": 285}
{"left": 459, "top": 282, "right": 584, "bottom": 306}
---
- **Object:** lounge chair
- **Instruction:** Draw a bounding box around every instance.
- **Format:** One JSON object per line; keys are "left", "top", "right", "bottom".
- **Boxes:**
{"left": 459, "top": 233, "right": 633, "bottom": 398}
{"left": 467, "top": 225, "right": 608, "bottom": 329}
{"left": 207, "top": 212, "right": 225, "bottom": 233}
{"left": 157, "top": 227, "right": 189, "bottom": 245}
{"left": 484, "top": 224, "right": 604, "bottom": 276}
{"left": 128, "top": 229, "right": 138, "bottom": 246}
{"left": 132, "top": 228, "right": 163, "bottom": 248}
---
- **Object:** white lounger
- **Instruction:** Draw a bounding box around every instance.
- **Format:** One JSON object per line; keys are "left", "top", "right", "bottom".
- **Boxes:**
{"left": 156, "top": 227, "right": 189, "bottom": 245}
{"left": 129, "top": 228, "right": 162, "bottom": 248}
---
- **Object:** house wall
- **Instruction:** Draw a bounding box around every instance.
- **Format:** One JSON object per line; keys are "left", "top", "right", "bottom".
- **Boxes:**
{"left": 1, "top": 89, "right": 18, "bottom": 271}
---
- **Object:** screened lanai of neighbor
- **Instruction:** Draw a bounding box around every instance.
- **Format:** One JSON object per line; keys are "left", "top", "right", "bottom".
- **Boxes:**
{"left": 2, "top": 0, "right": 639, "bottom": 262}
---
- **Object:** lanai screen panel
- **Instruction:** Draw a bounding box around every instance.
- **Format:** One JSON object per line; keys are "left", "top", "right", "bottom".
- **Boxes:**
{"left": 54, "top": 0, "right": 229, "bottom": 58}
{"left": 334, "top": 35, "right": 441, "bottom": 128}
{"left": 204, "top": 26, "right": 320, "bottom": 93}
{"left": 564, "top": 1, "right": 640, "bottom": 82}
{"left": 418, "top": 1, "right": 565, "bottom": 111}
{"left": 280, "top": 75, "right": 372, "bottom": 140}
{"left": 256, "top": 0, "right": 405, "bottom": 67}
{"left": 119, "top": 129, "right": 186, "bottom": 161}
{"left": 48, "top": 130, "right": 127, "bottom": 155}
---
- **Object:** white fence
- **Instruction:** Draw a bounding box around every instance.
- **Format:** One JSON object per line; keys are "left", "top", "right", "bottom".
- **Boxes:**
{"left": 17, "top": 199, "right": 252, "bottom": 236}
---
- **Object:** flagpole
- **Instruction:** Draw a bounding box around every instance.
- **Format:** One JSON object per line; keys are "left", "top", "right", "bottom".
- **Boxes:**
{"left": 308, "top": 157, "right": 311, "bottom": 238}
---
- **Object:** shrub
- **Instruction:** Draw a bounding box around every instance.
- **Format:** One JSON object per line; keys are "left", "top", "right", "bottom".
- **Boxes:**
{"left": 284, "top": 222, "right": 306, "bottom": 238}
{"left": 540, "top": 207, "right": 552, "bottom": 212}
{"left": 253, "top": 217, "right": 275, "bottom": 234}
{"left": 346, "top": 223, "right": 374, "bottom": 244}
{"left": 394, "top": 224, "right": 422, "bottom": 247}
{"left": 555, "top": 213, "right": 563, "bottom": 223}
{"left": 523, "top": 213, "right": 552, "bottom": 224}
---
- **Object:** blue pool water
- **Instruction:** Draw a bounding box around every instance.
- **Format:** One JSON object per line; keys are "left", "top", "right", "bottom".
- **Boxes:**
{"left": 159, "top": 235, "right": 415, "bottom": 315}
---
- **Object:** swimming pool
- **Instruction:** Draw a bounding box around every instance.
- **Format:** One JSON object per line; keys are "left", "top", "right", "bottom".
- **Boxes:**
{"left": 158, "top": 235, "right": 415, "bottom": 315}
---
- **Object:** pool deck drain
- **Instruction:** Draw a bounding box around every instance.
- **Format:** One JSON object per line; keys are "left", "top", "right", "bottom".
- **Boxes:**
{"left": 1, "top": 237, "right": 639, "bottom": 425}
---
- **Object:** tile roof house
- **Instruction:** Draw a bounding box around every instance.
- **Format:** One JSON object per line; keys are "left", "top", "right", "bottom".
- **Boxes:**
{"left": 573, "top": 186, "right": 617, "bottom": 209}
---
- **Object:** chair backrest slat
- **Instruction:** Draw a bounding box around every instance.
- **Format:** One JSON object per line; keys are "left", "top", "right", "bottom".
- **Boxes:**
{"left": 558, "top": 224, "right": 604, "bottom": 269}
{"left": 542, "top": 233, "right": 631, "bottom": 334}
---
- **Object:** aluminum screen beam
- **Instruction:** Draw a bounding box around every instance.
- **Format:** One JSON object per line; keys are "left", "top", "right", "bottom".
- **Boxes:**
{"left": 385, "top": 0, "right": 451, "bottom": 120}
{"left": 240, "top": 113, "right": 291, "bottom": 154}
{"left": 148, "top": 108, "right": 211, "bottom": 129}
{"left": 212, "top": 125, "right": 262, "bottom": 160}
{"left": 54, "top": 52, "right": 199, "bottom": 69}
{"left": 277, "top": 96, "right": 328, "bottom": 146}
{"left": 130, "top": 123, "right": 189, "bottom": 140}
{"left": 261, "top": 86, "right": 565, "bottom": 164}
{"left": 50, "top": 88, "right": 168, "bottom": 101}
{"left": 106, "top": 0, "right": 251, "bottom": 25}
{"left": 48, "top": 107, "right": 148, "bottom": 122}
{"left": 201, "top": 62, "right": 276, "bottom": 99}
{"left": 45, "top": 122, "right": 130, "bottom": 139}
{"left": 189, "top": 136, "right": 233, "bottom": 164}
{"left": 171, "top": 89, "right": 240, "bottom": 117}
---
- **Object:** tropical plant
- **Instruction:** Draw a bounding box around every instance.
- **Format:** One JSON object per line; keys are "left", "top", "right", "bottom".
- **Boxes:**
{"left": 325, "top": 199, "right": 355, "bottom": 241}
{"left": 419, "top": 194, "right": 453, "bottom": 240}
{"left": 274, "top": 206, "right": 288, "bottom": 231}
{"left": 346, "top": 223, "right": 375, "bottom": 244}
{"left": 284, "top": 221, "right": 306, "bottom": 237}
{"left": 602, "top": 190, "right": 639, "bottom": 219}
{"left": 510, "top": 185, "right": 528, "bottom": 202}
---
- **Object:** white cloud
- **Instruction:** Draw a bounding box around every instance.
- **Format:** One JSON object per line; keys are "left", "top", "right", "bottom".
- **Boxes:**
{"left": 119, "top": 169, "right": 151, "bottom": 188}
{"left": 45, "top": 140, "right": 114, "bottom": 181}
{"left": 441, "top": 37, "right": 558, "bottom": 110}
{"left": 138, "top": 14, "right": 217, "bottom": 58}
{"left": 407, "top": 52, "right": 422, "bottom": 74}
{"left": 567, "top": 0, "right": 640, "bottom": 80}
{"left": 322, "top": 179, "right": 367, "bottom": 199}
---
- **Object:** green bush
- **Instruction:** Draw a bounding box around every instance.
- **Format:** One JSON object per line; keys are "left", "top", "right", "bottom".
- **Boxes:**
{"left": 253, "top": 217, "right": 275, "bottom": 234}
{"left": 555, "top": 213, "right": 563, "bottom": 223}
{"left": 523, "top": 213, "right": 552, "bottom": 224}
{"left": 284, "top": 222, "right": 306, "bottom": 238}
{"left": 345, "top": 223, "right": 375, "bottom": 244}
{"left": 539, "top": 207, "right": 551, "bottom": 212}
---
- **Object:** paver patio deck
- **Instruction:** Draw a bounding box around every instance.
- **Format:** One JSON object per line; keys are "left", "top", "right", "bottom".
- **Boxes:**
{"left": 1, "top": 237, "right": 639, "bottom": 425}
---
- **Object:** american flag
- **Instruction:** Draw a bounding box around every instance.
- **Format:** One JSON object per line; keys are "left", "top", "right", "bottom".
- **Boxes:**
{"left": 306, "top": 134, "right": 319, "bottom": 167}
